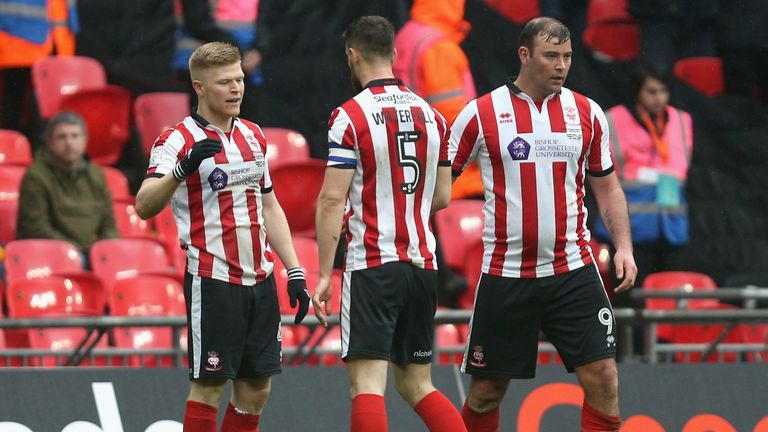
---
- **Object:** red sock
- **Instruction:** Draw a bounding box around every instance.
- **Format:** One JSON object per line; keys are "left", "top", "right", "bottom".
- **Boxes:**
{"left": 581, "top": 400, "right": 621, "bottom": 432}
{"left": 461, "top": 400, "right": 499, "bottom": 432}
{"left": 414, "top": 391, "right": 467, "bottom": 432}
{"left": 220, "top": 402, "right": 260, "bottom": 432}
{"left": 351, "top": 393, "right": 387, "bottom": 432}
{"left": 183, "top": 400, "right": 217, "bottom": 432}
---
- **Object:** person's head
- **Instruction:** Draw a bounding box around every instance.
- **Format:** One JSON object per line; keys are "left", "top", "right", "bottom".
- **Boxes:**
{"left": 45, "top": 111, "right": 88, "bottom": 168}
{"left": 189, "top": 42, "right": 244, "bottom": 122}
{"left": 517, "top": 17, "right": 572, "bottom": 99}
{"left": 342, "top": 16, "right": 395, "bottom": 92}
{"left": 628, "top": 62, "right": 670, "bottom": 116}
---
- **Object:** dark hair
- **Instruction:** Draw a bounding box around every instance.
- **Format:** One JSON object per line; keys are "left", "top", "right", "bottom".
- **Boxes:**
{"left": 626, "top": 61, "right": 670, "bottom": 104}
{"left": 519, "top": 17, "right": 571, "bottom": 52}
{"left": 45, "top": 111, "right": 87, "bottom": 141}
{"left": 343, "top": 15, "right": 395, "bottom": 62}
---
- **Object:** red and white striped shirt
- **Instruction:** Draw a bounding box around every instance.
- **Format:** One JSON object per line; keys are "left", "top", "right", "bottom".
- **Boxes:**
{"left": 327, "top": 78, "right": 451, "bottom": 271}
{"left": 147, "top": 112, "right": 274, "bottom": 285}
{"left": 450, "top": 81, "right": 613, "bottom": 278}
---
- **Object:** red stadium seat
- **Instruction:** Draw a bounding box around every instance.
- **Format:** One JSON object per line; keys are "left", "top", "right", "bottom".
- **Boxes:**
{"left": 582, "top": 22, "right": 640, "bottom": 62}
{"left": 269, "top": 160, "right": 326, "bottom": 238}
{"left": 3, "top": 239, "right": 85, "bottom": 284}
{"left": 110, "top": 274, "right": 187, "bottom": 366}
{"left": 586, "top": 0, "right": 633, "bottom": 24}
{"left": 26, "top": 327, "right": 110, "bottom": 367}
{"left": 134, "top": 92, "right": 189, "bottom": 157}
{"left": 0, "top": 129, "right": 32, "bottom": 166}
{"left": 6, "top": 275, "right": 106, "bottom": 318}
{"left": 0, "top": 165, "right": 25, "bottom": 201}
{"left": 435, "top": 324, "right": 462, "bottom": 365}
{"left": 434, "top": 199, "right": 485, "bottom": 273}
{"left": 90, "top": 238, "right": 173, "bottom": 291}
{"left": 59, "top": 85, "right": 133, "bottom": 165}
{"left": 643, "top": 271, "right": 725, "bottom": 343}
{"left": 153, "top": 205, "right": 185, "bottom": 273}
{"left": 483, "top": 0, "right": 539, "bottom": 25}
{"left": 459, "top": 240, "right": 484, "bottom": 309}
{"left": 31, "top": 55, "right": 107, "bottom": 119}
{"left": 112, "top": 200, "right": 153, "bottom": 239}
{"left": 261, "top": 127, "right": 311, "bottom": 169}
{"left": 0, "top": 200, "right": 18, "bottom": 244}
{"left": 673, "top": 57, "right": 725, "bottom": 98}
{"left": 100, "top": 165, "right": 131, "bottom": 201}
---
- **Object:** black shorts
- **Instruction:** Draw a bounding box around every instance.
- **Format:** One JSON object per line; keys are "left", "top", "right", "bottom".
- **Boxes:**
{"left": 461, "top": 264, "right": 616, "bottom": 378}
{"left": 341, "top": 261, "right": 437, "bottom": 365}
{"left": 184, "top": 273, "right": 282, "bottom": 380}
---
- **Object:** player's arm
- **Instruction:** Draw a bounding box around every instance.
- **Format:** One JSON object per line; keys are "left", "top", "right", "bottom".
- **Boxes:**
{"left": 135, "top": 175, "right": 182, "bottom": 220}
{"left": 313, "top": 167, "right": 354, "bottom": 327}
{"left": 448, "top": 101, "right": 481, "bottom": 184}
{"left": 588, "top": 172, "right": 637, "bottom": 293}
{"left": 262, "top": 190, "right": 310, "bottom": 324}
{"left": 432, "top": 167, "right": 452, "bottom": 213}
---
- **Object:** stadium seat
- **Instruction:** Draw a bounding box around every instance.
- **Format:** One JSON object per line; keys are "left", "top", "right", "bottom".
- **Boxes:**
{"left": 5, "top": 275, "right": 106, "bottom": 318}
{"left": 0, "top": 129, "right": 32, "bottom": 166}
{"left": 435, "top": 324, "right": 462, "bottom": 365}
{"left": 0, "top": 200, "right": 18, "bottom": 244}
{"left": 100, "top": 165, "right": 131, "bottom": 201}
{"left": 643, "top": 271, "right": 727, "bottom": 345}
{"left": 31, "top": 55, "right": 107, "bottom": 119}
{"left": 0, "top": 165, "right": 25, "bottom": 201}
{"left": 294, "top": 326, "right": 342, "bottom": 366}
{"left": 109, "top": 275, "right": 186, "bottom": 367}
{"left": 90, "top": 238, "right": 173, "bottom": 292}
{"left": 3, "top": 239, "right": 85, "bottom": 284}
{"left": 586, "top": 0, "right": 633, "bottom": 24}
{"left": 434, "top": 199, "right": 485, "bottom": 273}
{"left": 26, "top": 327, "right": 110, "bottom": 367}
{"left": 459, "top": 240, "right": 484, "bottom": 309}
{"left": 269, "top": 160, "right": 326, "bottom": 237}
{"left": 673, "top": 57, "right": 725, "bottom": 98}
{"left": 582, "top": 22, "right": 640, "bottom": 62}
{"left": 59, "top": 85, "right": 133, "bottom": 165}
{"left": 112, "top": 200, "right": 153, "bottom": 239}
{"left": 261, "top": 127, "right": 311, "bottom": 169}
{"left": 134, "top": 92, "right": 189, "bottom": 157}
{"left": 483, "top": 0, "right": 539, "bottom": 25}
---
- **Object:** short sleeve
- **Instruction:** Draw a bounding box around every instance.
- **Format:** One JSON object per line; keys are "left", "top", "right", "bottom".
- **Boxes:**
{"left": 586, "top": 100, "right": 614, "bottom": 176}
{"left": 449, "top": 100, "right": 481, "bottom": 177}
{"left": 146, "top": 128, "right": 185, "bottom": 178}
{"left": 252, "top": 125, "right": 273, "bottom": 192}
{"left": 432, "top": 108, "right": 451, "bottom": 166}
{"left": 326, "top": 107, "right": 358, "bottom": 168}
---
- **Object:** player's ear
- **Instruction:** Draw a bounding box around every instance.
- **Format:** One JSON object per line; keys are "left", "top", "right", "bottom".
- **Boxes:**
{"left": 519, "top": 46, "right": 530, "bottom": 64}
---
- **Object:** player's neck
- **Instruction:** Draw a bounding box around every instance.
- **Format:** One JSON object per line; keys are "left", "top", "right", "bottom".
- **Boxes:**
{"left": 196, "top": 105, "right": 234, "bottom": 132}
{"left": 513, "top": 74, "right": 549, "bottom": 104}
{"left": 359, "top": 66, "right": 396, "bottom": 89}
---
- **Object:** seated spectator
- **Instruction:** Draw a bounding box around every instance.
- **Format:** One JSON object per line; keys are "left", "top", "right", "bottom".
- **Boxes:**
{"left": 596, "top": 62, "right": 693, "bottom": 288}
{"left": 16, "top": 111, "right": 118, "bottom": 262}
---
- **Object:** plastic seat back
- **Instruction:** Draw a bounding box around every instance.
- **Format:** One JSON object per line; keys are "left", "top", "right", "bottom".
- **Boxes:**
{"left": 90, "top": 239, "right": 172, "bottom": 290}
{"left": 673, "top": 57, "right": 725, "bottom": 98}
{"left": 269, "top": 160, "right": 326, "bottom": 237}
{"left": 434, "top": 199, "right": 485, "bottom": 272}
{"left": 100, "top": 166, "right": 131, "bottom": 201}
{"left": 112, "top": 200, "right": 153, "bottom": 239}
{"left": 459, "top": 240, "right": 484, "bottom": 309}
{"left": 0, "top": 130, "right": 32, "bottom": 166}
{"left": 31, "top": 55, "right": 107, "bottom": 119}
{"left": 586, "top": 0, "right": 633, "bottom": 24}
{"left": 59, "top": 85, "right": 133, "bottom": 165}
{"left": 261, "top": 127, "right": 311, "bottom": 169}
{"left": 6, "top": 275, "right": 106, "bottom": 318}
{"left": 3, "top": 239, "right": 84, "bottom": 284}
{"left": 0, "top": 200, "right": 18, "bottom": 244}
{"left": 0, "top": 165, "right": 25, "bottom": 201}
{"left": 134, "top": 92, "right": 189, "bottom": 157}
{"left": 583, "top": 22, "right": 639, "bottom": 61}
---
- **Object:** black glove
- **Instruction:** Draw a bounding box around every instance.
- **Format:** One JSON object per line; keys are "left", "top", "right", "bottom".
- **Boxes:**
{"left": 172, "top": 138, "right": 222, "bottom": 181}
{"left": 286, "top": 267, "right": 310, "bottom": 324}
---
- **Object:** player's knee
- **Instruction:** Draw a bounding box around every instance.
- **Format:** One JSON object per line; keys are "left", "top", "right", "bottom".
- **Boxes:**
{"left": 189, "top": 379, "right": 227, "bottom": 406}
{"left": 580, "top": 361, "right": 618, "bottom": 397}
{"left": 467, "top": 391, "right": 503, "bottom": 413}
{"left": 394, "top": 376, "right": 434, "bottom": 405}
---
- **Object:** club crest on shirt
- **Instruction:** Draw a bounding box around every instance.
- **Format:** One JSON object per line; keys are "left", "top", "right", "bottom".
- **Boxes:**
{"left": 204, "top": 351, "right": 222, "bottom": 371}
{"left": 565, "top": 106, "right": 579, "bottom": 125}
{"left": 508, "top": 137, "right": 531, "bottom": 161}
{"left": 245, "top": 131, "right": 265, "bottom": 166}
{"left": 469, "top": 345, "right": 487, "bottom": 368}
{"left": 208, "top": 167, "right": 228, "bottom": 191}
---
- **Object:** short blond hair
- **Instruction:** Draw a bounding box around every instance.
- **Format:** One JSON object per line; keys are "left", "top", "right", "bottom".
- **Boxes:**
{"left": 189, "top": 42, "right": 241, "bottom": 80}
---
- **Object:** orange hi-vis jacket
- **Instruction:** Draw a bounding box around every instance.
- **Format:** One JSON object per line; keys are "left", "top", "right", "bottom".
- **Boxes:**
{"left": 0, "top": 0, "right": 77, "bottom": 68}
{"left": 394, "top": 0, "right": 483, "bottom": 199}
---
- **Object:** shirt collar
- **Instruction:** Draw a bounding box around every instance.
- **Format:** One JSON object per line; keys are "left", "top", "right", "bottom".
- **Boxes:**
{"left": 364, "top": 78, "right": 403, "bottom": 89}
{"left": 191, "top": 108, "right": 237, "bottom": 131}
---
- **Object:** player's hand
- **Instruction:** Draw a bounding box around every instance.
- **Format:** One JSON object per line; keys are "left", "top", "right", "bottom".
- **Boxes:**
{"left": 286, "top": 267, "right": 310, "bottom": 324}
{"left": 613, "top": 248, "right": 637, "bottom": 293}
{"left": 312, "top": 274, "right": 333, "bottom": 328}
{"left": 173, "top": 138, "right": 222, "bottom": 181}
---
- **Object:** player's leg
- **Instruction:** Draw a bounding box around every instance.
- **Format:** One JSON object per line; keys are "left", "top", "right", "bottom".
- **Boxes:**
{"left": 220, "top": 275, "right": 283, "bottom": 431}
{"left": 348, "top": 357, "right": 389, "bottom": 432}
{"left": 391, "top": 265, "right": 466, "bottom": 431}
{"left": 460, "top": 273, "right": 542, "bottom": 431}
{"left": 540, "top": 264, "right": 621, "bottom": 432}
{"left": 185, "top": 378, "right": 228, "bottom": 432}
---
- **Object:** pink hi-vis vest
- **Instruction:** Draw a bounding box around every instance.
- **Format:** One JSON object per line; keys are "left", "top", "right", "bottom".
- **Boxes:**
{"left": 393, "top": 20, "right": 476, "bottom": 100}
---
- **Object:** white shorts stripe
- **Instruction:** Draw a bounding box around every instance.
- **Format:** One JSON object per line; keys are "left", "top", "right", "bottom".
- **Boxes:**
{"left": 340, "top": 271, "right": 352, "bottom": 359}
{"left": 190, "top": 275, "right": 203, "bottom": 378}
